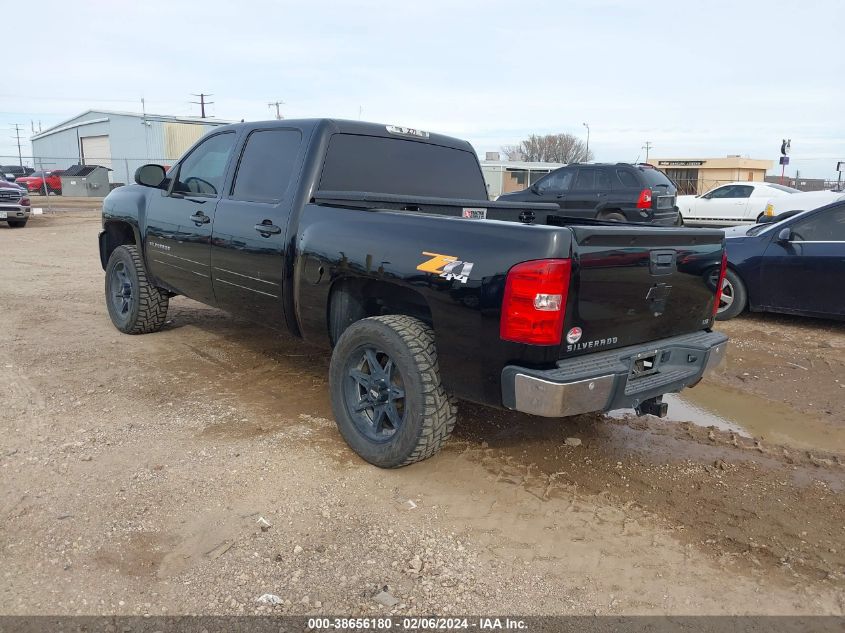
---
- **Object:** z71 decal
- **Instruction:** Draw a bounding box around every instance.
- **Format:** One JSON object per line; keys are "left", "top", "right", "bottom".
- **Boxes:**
{"left": 416, "top": 251, "right": 474, "bottom": 284}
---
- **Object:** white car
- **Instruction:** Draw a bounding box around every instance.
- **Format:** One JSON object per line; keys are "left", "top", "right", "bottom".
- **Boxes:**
{"left": 760, "top": 189, "right": 845, "bottom": 221}
{"left": 678, "top": 181, "right": 800, "bottom": 226}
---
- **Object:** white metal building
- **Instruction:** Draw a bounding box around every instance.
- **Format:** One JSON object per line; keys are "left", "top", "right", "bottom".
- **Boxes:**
{"left": 480, "top": 160, "right": 566, "bottom": 199}
{"left": 30, "top": 110, "right": 234, "bottom": 186}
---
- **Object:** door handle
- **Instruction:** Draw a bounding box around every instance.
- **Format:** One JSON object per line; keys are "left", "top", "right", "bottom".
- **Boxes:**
{"left": 190, "top": 211, "right": 210, "bottom": 224}
{"left": 254, "top": 222, "right": 281, "bottom": 235}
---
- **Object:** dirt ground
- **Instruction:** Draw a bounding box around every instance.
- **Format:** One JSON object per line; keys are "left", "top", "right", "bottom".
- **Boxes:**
{"left": 1, "top": 210, "right": 844, "bottom": 616}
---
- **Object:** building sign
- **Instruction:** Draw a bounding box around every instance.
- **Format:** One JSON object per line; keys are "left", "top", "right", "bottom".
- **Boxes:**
{"left": 658, "top": 160, "right": 706, "bottom": 167}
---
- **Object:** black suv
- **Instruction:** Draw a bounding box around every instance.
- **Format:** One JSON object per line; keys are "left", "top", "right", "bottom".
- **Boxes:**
{"left": 497, "top": 163, "right": 680, "bottom": 225}
{"left": 0, "top": 165, "right": 34, "bottom": 182}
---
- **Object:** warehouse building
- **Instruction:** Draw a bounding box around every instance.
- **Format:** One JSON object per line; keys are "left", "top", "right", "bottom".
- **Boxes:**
{"left": 30, "top": 110, "right": 234, "bottom": 187}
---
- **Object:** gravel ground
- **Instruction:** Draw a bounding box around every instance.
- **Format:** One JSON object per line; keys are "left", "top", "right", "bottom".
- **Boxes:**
{"left": 1, "top": 210, "right": 843, "bottom": 616}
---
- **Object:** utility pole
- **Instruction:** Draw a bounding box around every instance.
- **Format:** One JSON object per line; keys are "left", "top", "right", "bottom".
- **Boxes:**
{"left": 11, "top": 124, "right": 24, "bottom": 167}
{"left": 267, "top": 100, "right": 285, "bottom": 120}
{"left": 642, "top": 141, "right": 653, "bottom": 163}
{"left": 190, "top": 93, "right": 214, "bottom": 118}
{"left": 582, "top": 122, "right": 590, "bottom": 162}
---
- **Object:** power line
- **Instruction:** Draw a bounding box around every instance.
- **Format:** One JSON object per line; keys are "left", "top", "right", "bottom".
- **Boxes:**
{"left": 190, "top": 93, "right": 214, "bottom": 118}
{"left": 642, "top": 141, "right": 653, "bottom": 163}
{"left": 267, "top": 100, "right": 284, "bottom": 120}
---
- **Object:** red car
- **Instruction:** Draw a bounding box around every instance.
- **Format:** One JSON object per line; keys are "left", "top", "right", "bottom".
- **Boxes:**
{"left": 16, "top": 170, "right": 63, "bottom": 195}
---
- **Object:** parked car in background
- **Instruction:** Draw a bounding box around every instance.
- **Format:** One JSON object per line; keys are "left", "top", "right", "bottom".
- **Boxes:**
{"left": 758, "top": 189, "right": 845, "bottom": 222}
{"left": 0, "top": 174, "right": 25, "bottom": 189}
{"left": 496, "top": 163, "right": 680, "bottom": 225}
{"left": 714, "top": 202, "right": 845, "bottom": 320}
{"left": 0, "top": 182, "right": 31, "bottom": 227}
{"left": 678, "top": 181, "right": 799, "bottom": 226}
{"left": 16, "top": 170, "right": 64, "bottom": 195}
{"left": 0, "top": 165, "right": 34, "bottom": 182}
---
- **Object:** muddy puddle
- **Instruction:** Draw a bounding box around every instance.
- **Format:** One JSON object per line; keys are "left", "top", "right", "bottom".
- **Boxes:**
{"left": 611, "top": 381, "right": 845, "bottom": 454}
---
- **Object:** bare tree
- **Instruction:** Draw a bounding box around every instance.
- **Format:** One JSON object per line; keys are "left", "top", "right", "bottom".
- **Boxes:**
{"left": 501, "top": 133, "right": 593, "bottom": 163}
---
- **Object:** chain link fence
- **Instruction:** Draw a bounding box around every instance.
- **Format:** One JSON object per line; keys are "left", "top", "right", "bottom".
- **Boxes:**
{"left": 0, "top": 155, "right": 174, "bottom": 197}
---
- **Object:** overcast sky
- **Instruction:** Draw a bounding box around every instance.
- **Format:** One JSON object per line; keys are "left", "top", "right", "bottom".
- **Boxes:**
{"left": 2, "top": 0, "right": 843, "bottom": 179}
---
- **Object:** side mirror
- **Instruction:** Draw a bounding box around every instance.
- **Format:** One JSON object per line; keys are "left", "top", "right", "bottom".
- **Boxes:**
{"left": 777, "top": 227, "right": 792, "bottom": 242}
{"left": 134, "top": 164, "right": 167, "bottom": 188}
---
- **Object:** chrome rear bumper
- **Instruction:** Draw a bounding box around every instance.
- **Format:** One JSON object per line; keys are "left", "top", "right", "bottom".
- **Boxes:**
{"left": 502, "top": 331, "right": 728, "bottom": 418}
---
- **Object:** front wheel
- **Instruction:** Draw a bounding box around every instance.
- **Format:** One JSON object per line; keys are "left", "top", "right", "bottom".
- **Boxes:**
{"left": 105, "top": 245, "right": 169, "bottom": 334}
{"left": 329, "top": 315, "right": 457, "bottom": 468}
{"left": 7, "top": 219, "right": 27, "bottom": 228}
{"left": 714, "top": 268, "right": 747, "bottom": 321}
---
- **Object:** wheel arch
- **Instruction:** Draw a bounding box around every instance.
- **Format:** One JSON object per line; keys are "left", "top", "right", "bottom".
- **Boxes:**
{"left": 328, "top": 277, "right": 434, "bottom": 346}
{"left": 99, "top": 220, "right": 141, "bottom": 269}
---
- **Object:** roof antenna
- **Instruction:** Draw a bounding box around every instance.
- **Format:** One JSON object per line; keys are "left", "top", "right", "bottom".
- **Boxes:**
{"left": 632, "top": 153, "right": 641, "bottom": 165}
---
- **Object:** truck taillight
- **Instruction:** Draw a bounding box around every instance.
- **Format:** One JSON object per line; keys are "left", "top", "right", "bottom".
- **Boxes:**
{"left": 636, "top": 189, "right": 652, "bottom": 209}
{"left": 712, "top": 251, "right": 727, "bottom": 317}
{"left": 500, "top": 259, "right": 571, "bottom": 345}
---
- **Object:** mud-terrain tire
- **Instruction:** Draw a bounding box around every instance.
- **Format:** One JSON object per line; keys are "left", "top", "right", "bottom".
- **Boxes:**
{"left": 329, "top": 315, "right": 457, "bottom": 468}
{"left": 105, "top": 245, "right": 169, "bottom": 334}
{"left": 7, "top": 219, "right": 27, "bottom": 228}
{"left": 714, "top": 268, "right": 747, "bottom": 321}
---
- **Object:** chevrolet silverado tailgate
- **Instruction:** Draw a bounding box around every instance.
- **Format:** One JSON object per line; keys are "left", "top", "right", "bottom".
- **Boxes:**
{"left": 561, "top": 226, "right": 724, "bottom": 357}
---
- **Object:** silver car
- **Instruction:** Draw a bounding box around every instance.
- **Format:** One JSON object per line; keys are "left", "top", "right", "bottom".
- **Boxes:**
{"left": 0, "top": 185, "right": 31, "bottom": 228}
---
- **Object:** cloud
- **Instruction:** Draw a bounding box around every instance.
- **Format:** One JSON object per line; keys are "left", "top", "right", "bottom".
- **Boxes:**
{"left": 2, "top": 0, "right": 842, "bottom": 178}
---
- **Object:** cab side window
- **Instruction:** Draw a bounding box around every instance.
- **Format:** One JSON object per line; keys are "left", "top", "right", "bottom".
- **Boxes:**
{"left": 231, "top": 129, "right": 302, "bottom": 203}
{"left": 172, "top": 132, "right": 236, "bottom": 196}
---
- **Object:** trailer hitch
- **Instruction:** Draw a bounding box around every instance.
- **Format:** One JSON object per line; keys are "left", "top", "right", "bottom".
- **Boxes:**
{"left": 636, "top": 396, "right": 668, "bottom": 418}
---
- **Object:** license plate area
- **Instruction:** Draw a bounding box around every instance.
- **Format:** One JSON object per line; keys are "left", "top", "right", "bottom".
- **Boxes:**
{"left": 629, "top": 351, "right": 660, "bottom": 379}
{"left": 0, "top": 211, "right": 7, "bottom": 219}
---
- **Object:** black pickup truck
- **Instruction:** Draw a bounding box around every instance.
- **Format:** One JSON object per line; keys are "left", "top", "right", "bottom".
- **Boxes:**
{"left": 99, "top": 119, "right": 728, "bottom": 468}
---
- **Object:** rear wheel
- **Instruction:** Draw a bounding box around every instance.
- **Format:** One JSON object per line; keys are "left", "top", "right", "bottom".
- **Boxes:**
{"left": 329, "top": 315, "right": 457, "bottom": 468}
{"left": 7, "top": 219, "right": 27, "bottom": 228}
{"left": 714, "top": 268, "right": 747, "bottom": 321}
{"left": 105, "top": 245, "right": 169, "bottom": 334}
{"left": 601, "top": 211, "right": 626, "bottom": 222}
